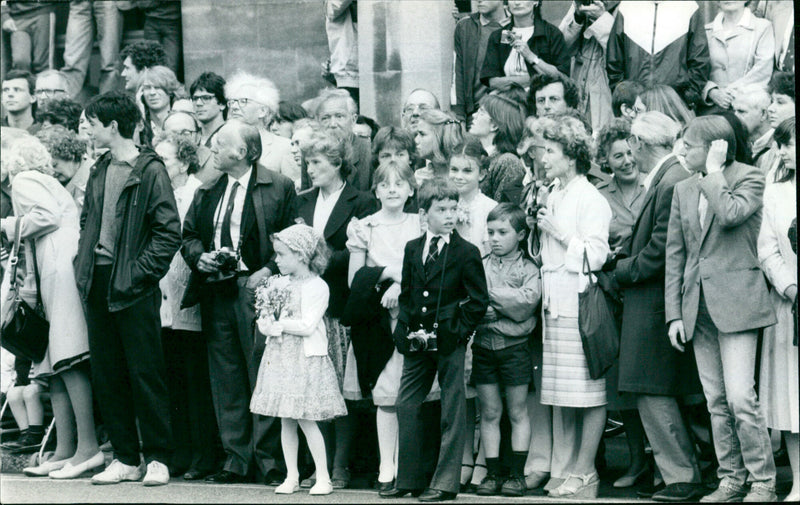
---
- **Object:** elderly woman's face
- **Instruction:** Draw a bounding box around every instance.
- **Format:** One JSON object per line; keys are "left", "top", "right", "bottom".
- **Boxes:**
{"left": 414, "top": 120, "right": 437, "bottom": 160}
{"left": 155, "top": 141, "right": 187, "bottom": 183}
{"left": 142, "top": 83, "right": 170, "bottom": 113}
{"left": 52, "top": 158, "right": 81, "bottom": 184}
{"left": 540, "top": 139, "right": 573, "bottom": 181}
{"left": 306, "top": 153, "right": 342, "bottom": 190}
{"left": 607, "top": 139, "right": 638, "bottom": 184}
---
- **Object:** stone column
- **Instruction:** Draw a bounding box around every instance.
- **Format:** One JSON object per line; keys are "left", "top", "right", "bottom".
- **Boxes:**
{"left": 358, "top": 1, "right": 456, "bottom": 126}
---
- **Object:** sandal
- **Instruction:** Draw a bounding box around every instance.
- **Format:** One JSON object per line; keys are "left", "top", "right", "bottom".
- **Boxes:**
{"left": 548, "top": 472, "right": 600, "bottom": 499}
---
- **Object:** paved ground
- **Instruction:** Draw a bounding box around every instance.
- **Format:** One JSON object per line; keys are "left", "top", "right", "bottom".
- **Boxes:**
{"left": 0, "top": 475, "right": 644, "bottom": 504}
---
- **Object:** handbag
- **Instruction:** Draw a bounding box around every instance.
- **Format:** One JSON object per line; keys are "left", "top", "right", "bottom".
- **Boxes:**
{"left": 1, "top": 220, "right": 50, "bottom": 362}
{"left": 578, "top": 249, "right": 619, "bottom": 380}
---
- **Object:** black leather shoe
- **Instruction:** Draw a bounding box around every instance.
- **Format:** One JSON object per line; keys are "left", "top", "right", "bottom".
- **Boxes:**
{"left": 264, "top": 469, "right": 286, "bottom": 486}
{"left": 376, "top": 480, "right": 395, "bottom": 493}
{"left": 204, "top": 470, "right": 248, "bottom": 483}
{"left": 184, "top": 468, "right": 213, "bottom": 481}
{"left": 652, "top": 482, "right": 706, "bottom": 502}
{"left": 637, "top": 481, "right": 666, "bottom": 498}
{"left": 379, "top": 486, "right": 424, "bottom": 498}
{"left": 418, "top": 488, "right": 457, "bottom": 502}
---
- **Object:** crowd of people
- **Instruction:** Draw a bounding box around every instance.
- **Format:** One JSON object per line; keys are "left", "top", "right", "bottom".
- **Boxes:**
{"left": 0, "top": 0, "right": 797, "bottom": 503}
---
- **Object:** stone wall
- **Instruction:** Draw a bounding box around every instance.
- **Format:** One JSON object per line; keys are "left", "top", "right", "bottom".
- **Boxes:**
{"left": 182, "top": 0, "right": 331, "bottom": 104}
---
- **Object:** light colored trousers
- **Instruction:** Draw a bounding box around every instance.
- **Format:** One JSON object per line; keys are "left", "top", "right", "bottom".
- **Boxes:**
{"left": 61, "top": 0, "right": 122, "bottom": 96}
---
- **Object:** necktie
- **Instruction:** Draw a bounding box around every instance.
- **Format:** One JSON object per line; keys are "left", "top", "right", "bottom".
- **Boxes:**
{"left": 220, "top": 181, "right": 240, "bottom": 249}
{"left": 425, "top": 236, "right": 441, "bottom": 275}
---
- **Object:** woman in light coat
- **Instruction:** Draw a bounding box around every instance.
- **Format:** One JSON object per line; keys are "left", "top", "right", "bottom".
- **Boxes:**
{"left": 703, "top": 1, "right": 775, "bottom": 110}
{"left": 1, "top": 136, "right": 101, "bottom": 478}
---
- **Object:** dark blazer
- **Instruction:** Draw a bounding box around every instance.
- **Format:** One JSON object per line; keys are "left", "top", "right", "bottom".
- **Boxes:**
{"left": 181, "top": 164, "right": 297, "bottom": 301}
{"left": 665, "top": 161, "right": 777, "bottom": 339}
{"left": 296, "top": 183, "right": 376, "bottom": 318}
{"left": 480, "top": 15, "right": 571, "bottom": 86}
{"left": 614, "top": 155, "right": 700, "bottom": 396}
{"left": 394, "top": 230, "right": 489, "bottom": 356}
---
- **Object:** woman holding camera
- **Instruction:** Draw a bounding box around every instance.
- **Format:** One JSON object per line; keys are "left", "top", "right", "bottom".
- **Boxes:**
{"left": 480, "top": 0, "right": 570, "bottom": 91}
{"left": 534, "top": 116, "right": 611, "bottom": 499}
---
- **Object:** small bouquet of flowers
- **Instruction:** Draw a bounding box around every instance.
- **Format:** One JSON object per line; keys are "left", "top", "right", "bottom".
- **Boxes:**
{"left": 456, "top": 200, "right": 472, "bottom": 227}
{"left": 255, "top": 275, "right": 292, "bottom": 323}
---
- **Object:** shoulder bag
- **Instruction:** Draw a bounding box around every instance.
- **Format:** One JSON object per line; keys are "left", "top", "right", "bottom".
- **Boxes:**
{"left": 1, "top": 220, "right": 49, "bottom": 362}
{"left": 578, "top": 248, "right": 619, "bottom": 380}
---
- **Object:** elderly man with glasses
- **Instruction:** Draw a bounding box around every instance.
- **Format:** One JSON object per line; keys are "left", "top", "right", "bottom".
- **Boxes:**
{"left": 34, "top": 70, "right": 70, "bottom": 106}
{"left": 400, "top": 88, "right": 440, "bottom": 131}
{"left": 162, "top": 110, "right": 221, "bottom": 185}
{"left": 223, "top": 71, "right": 298, "bottom": 186}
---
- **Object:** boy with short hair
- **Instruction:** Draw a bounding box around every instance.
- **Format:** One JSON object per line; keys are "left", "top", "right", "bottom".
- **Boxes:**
{"left": 384, "top": 178, "right": 489, "bottom": 502}
{"left": 472, "top": 203, "right": 540, "bottom": 497}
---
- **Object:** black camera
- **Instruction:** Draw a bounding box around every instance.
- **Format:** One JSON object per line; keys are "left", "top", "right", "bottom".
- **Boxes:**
{"left": 214, "top": 248, "right": 239, "bottom": 275}
{"left": 408, "top": 329, "right": 438, "bottom": 352}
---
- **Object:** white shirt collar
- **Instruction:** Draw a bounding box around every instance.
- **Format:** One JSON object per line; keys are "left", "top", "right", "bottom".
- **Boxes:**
{"left": 425, "top": 230, "right": 451, "bottom": 245}
{"left": 227, "top": 168, "right": 252, "bottom": 190}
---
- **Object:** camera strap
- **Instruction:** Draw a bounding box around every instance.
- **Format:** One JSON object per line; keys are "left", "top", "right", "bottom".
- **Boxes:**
{"left": 432, "top": 241, "right": 449, "bottom": 332}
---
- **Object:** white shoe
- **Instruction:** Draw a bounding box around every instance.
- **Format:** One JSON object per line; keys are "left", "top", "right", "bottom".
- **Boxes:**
{"left": 275, "top": 478, "right": 300, "bottom": 494}
{"left": 309, "top": 479, "right": 333, "bottom": 495}
{"left": 23, "top": 458, "right": 68, "bottom": 477}
{"left": 91, "top": 459, "right": 143, "bottom": 485}
{"left": 49, "top": 452, "right": 105, "bottom": 479}
{"left": 142, "top": 461, "right": 170, "bottom": 486}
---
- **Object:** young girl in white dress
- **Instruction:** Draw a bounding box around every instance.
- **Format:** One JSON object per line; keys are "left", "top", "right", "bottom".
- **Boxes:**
{"left": 250, "top": 224, "right": 347, "bottom": 496}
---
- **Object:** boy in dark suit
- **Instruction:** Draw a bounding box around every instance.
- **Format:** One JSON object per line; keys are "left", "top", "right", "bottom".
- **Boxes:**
{"left": 381, "top": 179, "right": 489, "bottom": 502}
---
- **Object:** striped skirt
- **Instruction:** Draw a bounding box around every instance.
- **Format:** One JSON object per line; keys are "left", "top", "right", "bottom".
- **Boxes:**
{"left": 540, "top": 313, "right": 606, "bottom": 408}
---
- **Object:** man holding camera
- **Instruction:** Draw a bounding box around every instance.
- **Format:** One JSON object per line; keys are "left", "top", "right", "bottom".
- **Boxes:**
{"left": 182, "top": 119, "right": 297, "bottom": 484}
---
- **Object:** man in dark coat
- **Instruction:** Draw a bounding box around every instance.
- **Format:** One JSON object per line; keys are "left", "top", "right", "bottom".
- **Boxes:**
{"left": 611, "top": 111, "right": 704, "bottom": 503}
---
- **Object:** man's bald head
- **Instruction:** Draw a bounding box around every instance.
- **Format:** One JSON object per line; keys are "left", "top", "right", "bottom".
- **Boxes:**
{"left": 401, "top": 88, "right": 440, "bottom": 130}
{"left": 732, "top": 85, "right": 772, "bottom": 138}
{"left": 163, "top": 111, "right": 200, "bottom": 143}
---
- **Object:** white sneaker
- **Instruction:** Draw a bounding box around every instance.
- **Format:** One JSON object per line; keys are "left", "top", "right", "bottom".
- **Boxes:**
{"left": 91, "top": 459, "right": 143, "bottom": 485}
{"left": 142, "top": 461, "right": 170, "bottom": 486}
{"left": 275, "top": 478, "right": 300, "bottom": 494}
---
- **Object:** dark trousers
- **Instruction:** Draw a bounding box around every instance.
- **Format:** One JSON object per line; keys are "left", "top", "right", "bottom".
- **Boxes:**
{"left": 397, "top": 346, "right": 466, "bottom": 495}
{"left": 161, "top": 328, "right": 222, "bottom": 474}
{"left": 85, "top": 265, "right": 172, "bottom": 467}
{"left": 143, "top": 15, "right": 182, "bottom": 79}
{"left": 0, "top": 10, "right": 50, "bottom": 75}
{"left": 202, "top": 277, "right": 283, "bottom": 479}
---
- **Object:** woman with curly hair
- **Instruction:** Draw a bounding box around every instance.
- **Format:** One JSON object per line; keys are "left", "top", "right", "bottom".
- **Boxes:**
{"left": 413, "top": 109, "right": 464, "bottom": 185}
{"left": 1, "top": 136, "right": 102, "bottom": 479}
{"left": 593, "top": 118, "right": 650, "bottom": 488}
{"left": 534, "top": 116, "right": 611, "bottom": 499}
{"left": 35, "top": 125, "right": 90, "bottom": 211}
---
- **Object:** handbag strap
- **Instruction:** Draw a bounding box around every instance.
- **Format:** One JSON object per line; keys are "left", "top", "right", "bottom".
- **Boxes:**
{"left": 581, "top": 246, "right": 596, "bottom": 286}
{"left": 29, "top": 240, "right": 44, "bottom": 310}
{"left": 8, "top": 219, "right": 21, "bottom": 289}
{"left": 432, "top": 241, "right": 449, "bottom": 331}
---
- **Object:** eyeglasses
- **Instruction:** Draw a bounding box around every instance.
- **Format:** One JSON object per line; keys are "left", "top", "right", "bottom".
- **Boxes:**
{"left": 402, "top": 104, "right": 432, "bottom": 116}
{"left": 192, "top": 94, "right": 217, "bottom": 105}
{"left": 226, "top": 97, "right": 263, "bottom": 108}
{"left": 35, "top": 88, "right": 67, "bottom": 97}
{"left": 171, "top": 129, "right": 198, "bottom": 136}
